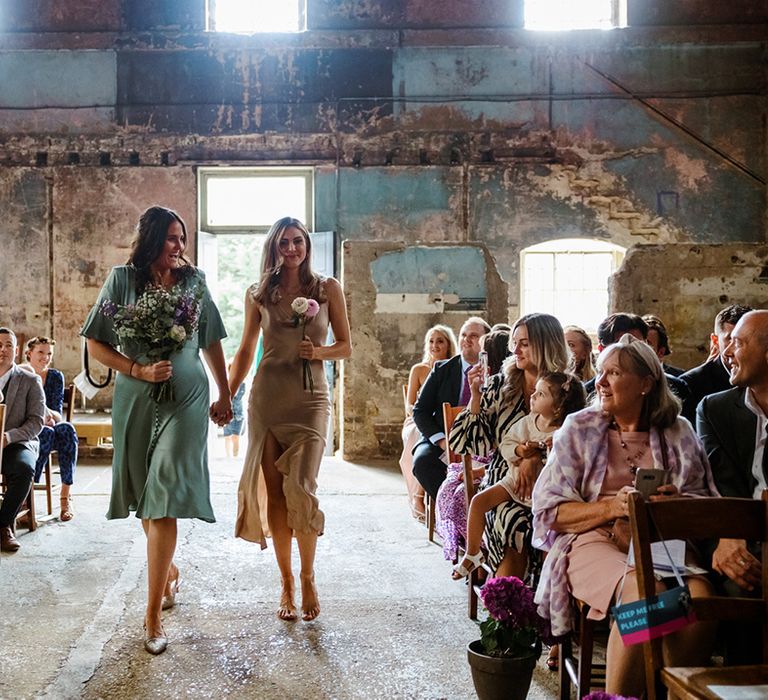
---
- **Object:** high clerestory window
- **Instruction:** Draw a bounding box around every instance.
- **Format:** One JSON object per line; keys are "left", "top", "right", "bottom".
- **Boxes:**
{"left": 520, "top": 238, "right": 626, "bottom": 334}
{"left": 525, "top": 0, "right": 626, "bottom": 30}
{"left": 207, "top": 0, "right": 305, "bottom": 33}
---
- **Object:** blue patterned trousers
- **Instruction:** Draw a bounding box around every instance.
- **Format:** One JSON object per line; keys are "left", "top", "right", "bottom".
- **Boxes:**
{"left": 35, "top": 423, "right": 78, "bottom": 485}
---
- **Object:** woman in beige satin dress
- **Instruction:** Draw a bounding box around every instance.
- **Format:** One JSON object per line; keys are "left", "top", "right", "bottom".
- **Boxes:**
{"left": 229, "top": 217, "right": 351, "bottom": 621}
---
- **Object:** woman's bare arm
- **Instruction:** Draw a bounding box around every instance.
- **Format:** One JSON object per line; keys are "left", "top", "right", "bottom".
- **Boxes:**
{"left": 298, "top": 277, "right": 351, "bottom": 362}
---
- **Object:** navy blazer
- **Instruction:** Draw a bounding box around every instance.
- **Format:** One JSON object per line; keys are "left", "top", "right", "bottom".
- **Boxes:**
{"left": 697, "top": 386, "right": 759, "bottom": 499}
{"left": 680, "top": 358, "right": 732, "bottom": 424}
{"left": 412, "top": 355, "right": 464, "bottom": 444}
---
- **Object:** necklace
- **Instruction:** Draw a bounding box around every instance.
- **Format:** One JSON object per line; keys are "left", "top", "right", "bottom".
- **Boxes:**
{"left": 610, "top": 419, "right": 649, "bottom": 475}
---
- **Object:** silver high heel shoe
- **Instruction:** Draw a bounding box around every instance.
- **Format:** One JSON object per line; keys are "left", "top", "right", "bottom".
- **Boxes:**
{"left": 143, "top": 624, "right": 168, "bottom": 655}
{"left": 161, "top": 574, "right": 182, "bottom": 611}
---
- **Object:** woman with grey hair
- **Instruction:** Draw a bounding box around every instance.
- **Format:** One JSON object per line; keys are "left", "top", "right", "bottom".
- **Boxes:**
{"left": 450, "top": 313, "right": 569, "bottom": 579}
{"left": 533, "top": 334, "right": 717, "bottom": 697}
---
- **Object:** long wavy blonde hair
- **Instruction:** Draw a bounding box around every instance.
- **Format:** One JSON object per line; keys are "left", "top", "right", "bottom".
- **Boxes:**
{"left": 251, "top": 217, "right": 325, "bottom": 306}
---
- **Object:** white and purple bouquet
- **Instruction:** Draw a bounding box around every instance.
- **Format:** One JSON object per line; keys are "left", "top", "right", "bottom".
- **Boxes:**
{"left": 290, "top": 296, "right": 320, "bottom": 393}
{"left": 478, "top": 576, "right": 551, "bottom": 659}
{"left": 101, "top": 284, "right": 204, "bottom": 402}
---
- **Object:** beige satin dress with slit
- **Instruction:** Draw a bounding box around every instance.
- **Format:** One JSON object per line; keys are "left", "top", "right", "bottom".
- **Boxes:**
{"left": 235, "top": 285, "right": 331, "bottom": 547}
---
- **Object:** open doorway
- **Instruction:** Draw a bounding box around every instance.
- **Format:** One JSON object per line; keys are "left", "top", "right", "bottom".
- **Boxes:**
{"left": 196, "top": 167, "right": 336, "bottom": 456}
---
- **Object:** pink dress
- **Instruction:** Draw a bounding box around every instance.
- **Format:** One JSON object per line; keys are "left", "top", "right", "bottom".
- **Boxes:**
{"left": 565, "top": 429, "right": 653, "bottom": 621}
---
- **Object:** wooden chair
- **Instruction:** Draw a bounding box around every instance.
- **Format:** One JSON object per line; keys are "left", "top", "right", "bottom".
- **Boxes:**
{"left": 629, "top": 490, "right": 768, "bottom": 700}
{"left": 558, "top": 601, "right": 607, "bottom": 699}
{"left": 443, "top": 402, "right": 484, "bottom": 619}
{"left": 0, "top": 403, "right": 37, "bottom": 533}
{"left": 34, "top": 383, "right": 76, "bottom": 516}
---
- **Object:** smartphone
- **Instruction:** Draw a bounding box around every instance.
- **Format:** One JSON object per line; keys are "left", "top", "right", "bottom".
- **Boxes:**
{"left": 633, "top": 468, "right": 668, "bottom": 500}
{"left": 479, "top": 351, "right": 490, "bottom": 387}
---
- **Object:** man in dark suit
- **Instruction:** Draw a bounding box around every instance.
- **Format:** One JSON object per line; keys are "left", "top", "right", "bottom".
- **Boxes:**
{"left": 643, "top": 314, "right": 684, "bottom": 377}
{"left": 698, "top": 310, "right": 768, "bottom": 590}
{"left": 697, "top": 310, "right": 768, "bottom": 663}
{"left": 680, "top": 303, "right": 752, "bottom": 423}
{"left": 412, "top": 317, "right": 490, "bottom": 499}
{"left": 0, "top": 327, "right": 46, "bottom": 552}
{"left": 584, "top": 313, "right": 689, "bottom": 401}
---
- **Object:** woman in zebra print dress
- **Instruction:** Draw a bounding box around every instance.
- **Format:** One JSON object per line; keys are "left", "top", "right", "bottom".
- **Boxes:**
{"left": 449, "top": 313, "right": 568, "bottom": 578}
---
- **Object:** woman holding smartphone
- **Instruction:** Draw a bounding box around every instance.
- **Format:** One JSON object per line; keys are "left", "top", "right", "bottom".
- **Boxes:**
{"left": 532, "top": 334, "right": 718, "bottom": 698}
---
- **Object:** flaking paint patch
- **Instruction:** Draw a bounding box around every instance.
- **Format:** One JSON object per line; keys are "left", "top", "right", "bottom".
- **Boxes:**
{"left": 663, "top": 149, "right": 710, "bottom": 189}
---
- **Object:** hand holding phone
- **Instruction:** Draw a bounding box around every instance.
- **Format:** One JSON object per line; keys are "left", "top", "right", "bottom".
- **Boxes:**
{"left": 633, "top": 468, "right": 669, "bottom": 500}
{"left": 478, "top": 351, "right": 490, "bottom": 387}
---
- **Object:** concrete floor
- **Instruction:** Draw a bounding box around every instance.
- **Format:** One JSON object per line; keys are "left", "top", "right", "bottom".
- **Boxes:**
{"left": 1, "top": 444, "right": 559, "bottom": 700}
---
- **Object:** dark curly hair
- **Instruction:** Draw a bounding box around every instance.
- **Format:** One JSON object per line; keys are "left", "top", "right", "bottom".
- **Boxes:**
{"left": 127, "top": 206, "right": 194, "bottom": 293}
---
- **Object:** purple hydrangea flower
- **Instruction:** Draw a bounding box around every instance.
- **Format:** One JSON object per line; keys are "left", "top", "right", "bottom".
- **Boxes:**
{"left": 480, "top": 576, "right": 539, "bottom": 627}
{"left": 583, "top": 693, "right": 640, "bottom": 700}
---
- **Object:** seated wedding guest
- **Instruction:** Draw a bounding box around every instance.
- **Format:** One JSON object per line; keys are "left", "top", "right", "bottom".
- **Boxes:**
{"left": 643, "top": 314, "right": 684, "bottom": 376}
{"left": 533, "top": 334, "right": 717, "bottom": 697}
{"left": 0, "top": 328, "right": 45, "bottom": 553}
{"left": 680, "top": 303, "right": 752, "bottom": 424}
{"left": 564, "top": 325, "right": 596, "bottom": 381}
{"left": 400, "top": 325, "right": 457, "bottom": 521}
{"left": 450, "top": 313, "right": 568, "bottom": 579}
{"left": 24, "top": 336, "right": 79, "bottom": 521}
{"left": 490, "top": 323, "right": 511, "bottom": 332}
{"left": 435, "top": 328, "right": 509, "bottom": 558}
{"left": 585, "top": 312, "right": 689, "bottom": 402}
{"left": 452, "top": 371, "right": 585, "bottom": 578}
{"left": 697, "top": 309, "right": 767, "bottom": 662}
{"left": 413, "top": 318, "right": 490, "bottom": 500}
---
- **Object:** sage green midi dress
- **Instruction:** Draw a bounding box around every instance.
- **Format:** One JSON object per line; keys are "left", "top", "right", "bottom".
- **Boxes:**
{"left": 81, "top": 265, "right": 226, "bottom": 522}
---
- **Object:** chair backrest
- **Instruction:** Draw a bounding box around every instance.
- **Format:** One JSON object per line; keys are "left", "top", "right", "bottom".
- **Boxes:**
{"left": 63, "top": 384, "right": 76, "bottom": 422}
{"left": 442, "top": 402, "right": 476, "bottom": 507}
{"left": 628, "top": 491, "right": 768, "bottom": 698}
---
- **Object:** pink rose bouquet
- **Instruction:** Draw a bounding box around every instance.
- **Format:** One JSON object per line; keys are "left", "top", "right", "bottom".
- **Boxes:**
{"left": 291, "top": 296, "right": 321, "bottom": 392}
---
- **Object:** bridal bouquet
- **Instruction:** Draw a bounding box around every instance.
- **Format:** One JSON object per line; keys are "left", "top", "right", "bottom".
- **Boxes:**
{"left": 100, "top": 284, "right": 204, "bottom": 402}
{"left": 291, "top": 296, "right": 320, "bottom": 392}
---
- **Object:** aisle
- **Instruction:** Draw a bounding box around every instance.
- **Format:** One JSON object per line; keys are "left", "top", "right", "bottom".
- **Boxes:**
{"left": 0, "top": 454, "right": 558, "bottom": 699}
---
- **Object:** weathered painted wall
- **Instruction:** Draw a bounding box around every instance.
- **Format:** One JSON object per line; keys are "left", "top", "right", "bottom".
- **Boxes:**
{"left": 612, "top": 243, "right": 768, "bottom": 369}
{"left": 0, "top": 0, "right": 765, "bottom": 459}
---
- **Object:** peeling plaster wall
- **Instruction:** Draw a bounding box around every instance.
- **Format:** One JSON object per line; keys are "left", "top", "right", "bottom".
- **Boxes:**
{"left": 341, "top": 240, "right": 507, "bottom": 460}
{"left": 0, "top": 1, "right": 765, "bottom": 459}
{"left": 612, "top": 244, "right": 768, "bottom": 370}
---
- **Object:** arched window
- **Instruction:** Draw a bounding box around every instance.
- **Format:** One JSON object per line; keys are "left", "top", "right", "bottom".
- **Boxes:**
{"left": 520, "top": 238, "right": 626, "bottom": 333}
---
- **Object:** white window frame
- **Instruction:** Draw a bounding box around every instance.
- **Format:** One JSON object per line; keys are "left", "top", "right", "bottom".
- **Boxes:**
{"left": 524, "top": 0, "right": 627, "bottom": 31}
{"left": 205, "top": 0, "right": 306, "bottom": 33}
{"left": 198, "top": 167, "right": 314, "bottom": 234}
{"left": 520, "top": 238, "right": 626, "bottom": 334}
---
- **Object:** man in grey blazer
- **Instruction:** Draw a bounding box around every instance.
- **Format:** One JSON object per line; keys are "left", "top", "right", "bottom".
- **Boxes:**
{"left": 1, "top": 327, "right": 46, "bottom": 552}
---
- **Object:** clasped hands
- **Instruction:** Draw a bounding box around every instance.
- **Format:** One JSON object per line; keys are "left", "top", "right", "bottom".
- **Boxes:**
{"left": 209, "top": 396, "right": 233, "bottom": 427}
{"left": 133, "top": 360, "right": 233, "bottom": 426}
{"left": 712, "top": 537, "right": 761, "bottom": 591}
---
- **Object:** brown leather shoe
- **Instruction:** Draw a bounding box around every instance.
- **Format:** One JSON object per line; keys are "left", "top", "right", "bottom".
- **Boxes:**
{"left": 0, "top": 526, "right": 20, "bottom": 552}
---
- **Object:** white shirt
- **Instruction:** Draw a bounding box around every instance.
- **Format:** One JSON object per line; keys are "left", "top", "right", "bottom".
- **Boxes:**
{"left": 743, "top": 388, "right": 768, "bottom": 499}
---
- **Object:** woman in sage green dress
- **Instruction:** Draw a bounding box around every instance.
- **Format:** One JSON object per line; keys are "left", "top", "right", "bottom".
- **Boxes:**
{"left": 229, "top": 217, "right": 351, "bottom": 623}
{"left": 81, "top": 206, "right": 232, "bottom": 655}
